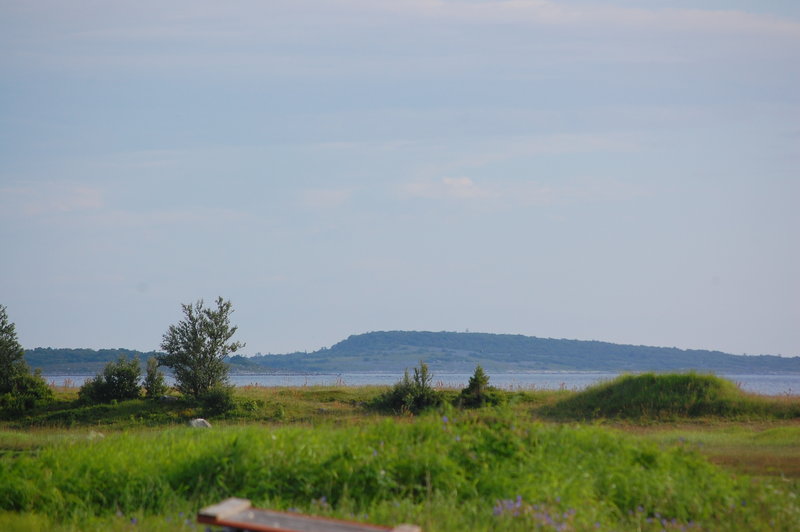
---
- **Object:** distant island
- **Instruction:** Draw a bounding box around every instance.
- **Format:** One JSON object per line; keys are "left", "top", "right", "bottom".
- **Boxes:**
{"left": 24, "top": 330, "right": 800, "bottom": 375}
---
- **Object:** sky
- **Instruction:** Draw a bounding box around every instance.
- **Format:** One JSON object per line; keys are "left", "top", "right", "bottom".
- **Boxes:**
{"left": 1, "top": 0, "right": 798, "bottom": 357}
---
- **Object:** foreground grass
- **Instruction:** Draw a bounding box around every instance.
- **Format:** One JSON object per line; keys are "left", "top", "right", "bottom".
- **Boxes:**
{"left": 2, "top": 411, "right": 800, "bottom": 531}
{"left": 624, "top": 422, "right": 800, "bottom": 479}
{"left": 1, "top": 374, "right": 799, "bottom": 530}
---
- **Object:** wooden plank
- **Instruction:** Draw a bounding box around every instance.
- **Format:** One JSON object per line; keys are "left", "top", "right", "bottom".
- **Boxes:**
{"left": 197, "top": 498, "right": 420, "bottom": 532}
{"left": 198, "top": 497, "right": 252, "bottom": 520}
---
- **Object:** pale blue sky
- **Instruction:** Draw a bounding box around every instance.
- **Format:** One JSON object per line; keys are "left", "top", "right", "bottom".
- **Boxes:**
{"left": 1, "top": 1, "right": 798, "bottom": 356}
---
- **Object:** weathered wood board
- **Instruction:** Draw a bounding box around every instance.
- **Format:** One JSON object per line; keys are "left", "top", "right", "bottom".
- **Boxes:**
{"left": 197, "top": 497, "right": 420, "bottom": 532}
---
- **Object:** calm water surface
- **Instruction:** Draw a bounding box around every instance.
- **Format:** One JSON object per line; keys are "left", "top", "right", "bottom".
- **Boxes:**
{"left": 48, "top": 372, "right": 800, "bottom": 396}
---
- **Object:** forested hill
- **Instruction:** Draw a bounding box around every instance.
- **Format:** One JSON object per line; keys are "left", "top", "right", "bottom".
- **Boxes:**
{"left": 25, "top": 331, "right": 800, "bottom": 375}
{"left": 242, "top": 331, "right": 799, "bottom": 373}
{"left": 24, "top": 348, "right": 161, "bottom": 374}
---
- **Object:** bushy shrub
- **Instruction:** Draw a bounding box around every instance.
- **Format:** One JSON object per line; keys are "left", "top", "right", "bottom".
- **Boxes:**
{"left": 198, "top": 384, "right": 236, "bottom": 415}
{"left": 458, "top": 365, "right": 504, "bottom": 408}
{"left": 79, "top": 356, "right": 142, "bottom": 403}
{"left": 143, "top": 357, "right": 168, "bottom": 399}
{"left": 374, "top": 361, "right": 443, "bottom": 414}
{"left": 0, "top": 369, "right": 53, "bottom": 415}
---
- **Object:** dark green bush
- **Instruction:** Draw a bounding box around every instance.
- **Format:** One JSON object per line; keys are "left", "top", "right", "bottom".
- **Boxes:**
{"left": 373, "top": 361, "right": 443, "bottom": 414}
{"left": 199, "top": 384, "right": 236, "bottom": 415}
{"left": 79, "top": 356, "right": 142, "bottom": 403}
{"left": 458, "top": 365, "right": 504, "bottom": 408}
{"left": 0, "top": 370, "right": 53, "bottom": 415}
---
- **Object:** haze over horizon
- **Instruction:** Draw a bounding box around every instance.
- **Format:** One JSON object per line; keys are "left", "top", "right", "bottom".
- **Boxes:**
{"left": 2, "top": 1, "right": 798, "bottom": 358}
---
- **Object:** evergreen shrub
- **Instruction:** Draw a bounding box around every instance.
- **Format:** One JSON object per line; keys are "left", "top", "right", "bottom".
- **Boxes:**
{"left": 373, "top": 361, "right": 443, "bottom": 414}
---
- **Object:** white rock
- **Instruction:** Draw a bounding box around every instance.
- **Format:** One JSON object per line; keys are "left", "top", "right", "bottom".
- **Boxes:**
{"left": 188, "top": 418, "right": 212, "bottom": 428}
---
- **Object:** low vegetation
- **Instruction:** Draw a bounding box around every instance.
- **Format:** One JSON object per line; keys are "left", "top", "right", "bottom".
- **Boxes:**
{"left": 540, "top": 372, "right": 800, "bottom": 420}
{"left": 1, "top": 370, "right": 798, "bottom": 531}
{"left": 2, "top": 412, "right": 799, "bottom": 531}
{"left": 5, "top": 371, "right": 799, "bottom": 429}
{"left": 78, "top": 356, "right": 143, "bottom": 403}
{"left": 372, "top": 361, "right": 443, "bottom": 414}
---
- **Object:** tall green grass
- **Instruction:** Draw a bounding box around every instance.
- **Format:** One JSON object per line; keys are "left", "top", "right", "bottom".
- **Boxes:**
{"left": 541, "top": 372, "right": 800, "bottom": 420}
{"left": 1, "top": 411, "right": 798, "bottom": 530}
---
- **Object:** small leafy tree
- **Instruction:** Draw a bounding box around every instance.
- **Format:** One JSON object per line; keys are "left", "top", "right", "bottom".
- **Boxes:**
{"left": 459, "top": 365, "right": 503, "bottom": 407}
{"left": 79, "top": 356, "right": 142, "bottom": 403}
{"left": 158, "top": 297, "right": 244, "bottom": 399}
{"left": 0, "top": 305, "right": 53, "bottom": 414}
{"left": 375, "top": 361, "right": 442, "bottom": 414}
{"left": 143, "top": 357, "right": 168, "bottom": 399}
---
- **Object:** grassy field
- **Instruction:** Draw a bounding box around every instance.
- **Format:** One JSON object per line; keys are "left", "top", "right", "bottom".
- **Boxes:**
{"left": 0, "top": 374, "right": 798, "bottom": 531}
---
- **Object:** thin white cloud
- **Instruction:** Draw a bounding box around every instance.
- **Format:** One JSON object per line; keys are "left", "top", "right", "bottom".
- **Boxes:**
{"left": 0, "top": 183, "right": 105, "bottom": 216}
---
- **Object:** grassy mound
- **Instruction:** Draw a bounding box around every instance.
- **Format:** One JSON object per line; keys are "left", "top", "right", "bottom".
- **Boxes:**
{"left": 541, "top": 372, "right": 800, "bottom": 420}
{"left": 1, "top": 412, "right": 799, "bottom": 530}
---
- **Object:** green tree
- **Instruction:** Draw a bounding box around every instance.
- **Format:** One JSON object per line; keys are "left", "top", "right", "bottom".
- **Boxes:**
{"left": 459, "top": 365, "right": 503, "bottom": 408}
{"left": 143, "top": 357, "right": 168, "bottom": 399}
{"left": 0, "top": 305, "right": 53, "bottom": 414}
{"left": 0, "top": 304, "right": 28, "bottom": 393}
{"left": 465, "top": 365, "right": 490, "bottom": 395}
{"left": 158, "top": 297, "right": 244, "bottom": 399}
{"left": 79, "top": 356, "right": 142, "bottom": 403}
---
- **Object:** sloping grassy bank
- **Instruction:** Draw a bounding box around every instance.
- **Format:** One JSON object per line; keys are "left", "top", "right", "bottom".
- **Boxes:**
{"left": 540, "top": 372, "right": 800, "bottom": 420}
{"left": 1, "top": 412, "right": 799, "bottom": 531}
